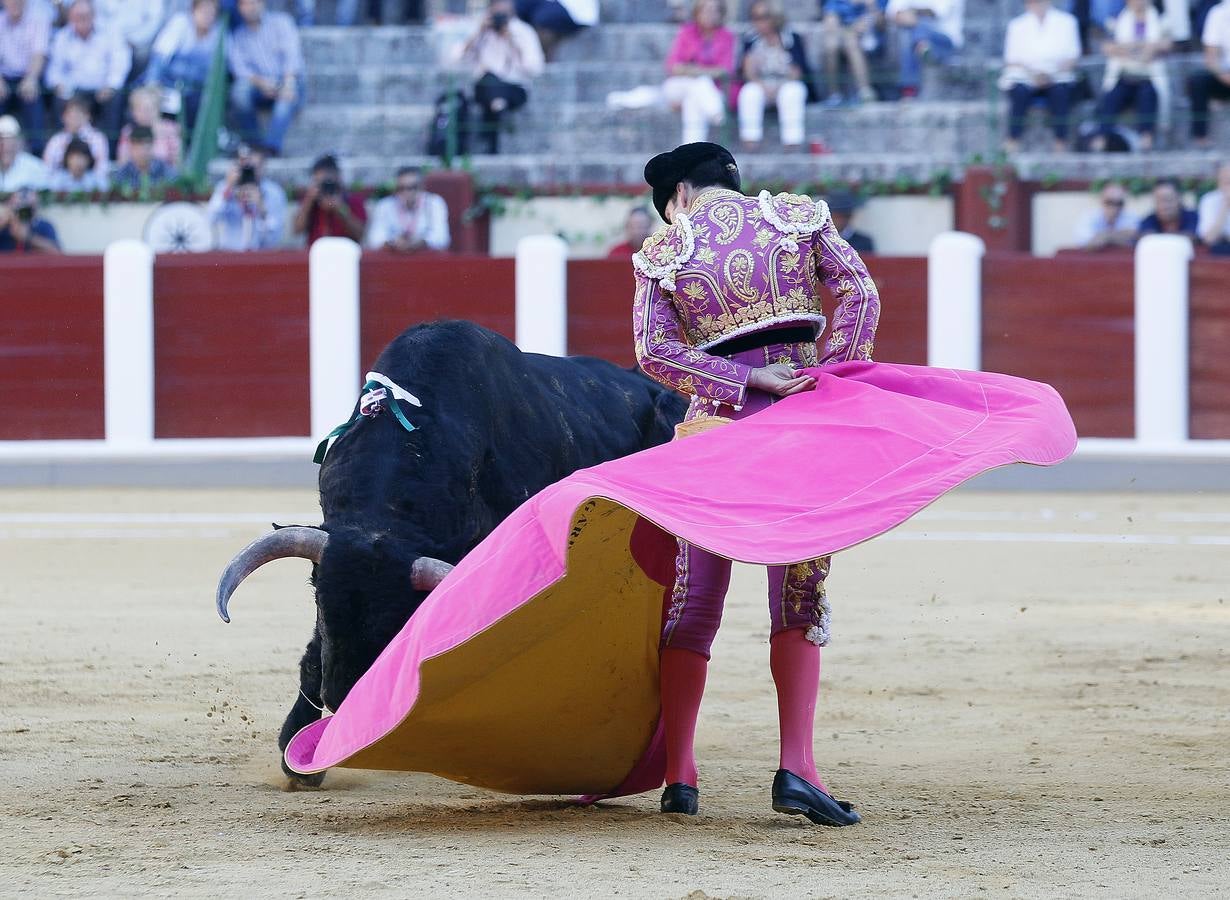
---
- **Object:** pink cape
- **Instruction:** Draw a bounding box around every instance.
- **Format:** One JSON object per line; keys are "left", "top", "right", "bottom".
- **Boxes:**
{"left": 284, "top": 362, "right": 1076, "bottom": 798}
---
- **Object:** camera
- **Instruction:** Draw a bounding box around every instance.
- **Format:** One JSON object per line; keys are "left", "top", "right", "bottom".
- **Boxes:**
{"left": 490, "top": 11, "right": 509, "bottom": 29}
{"left": 319, "top": 178, "right": 341, "bottom": 196}
{"left": 16, "top": 204, "right": 34, "bottom": 223}
{"left": 238, "top": 165, "right": 258, "bottom": 186}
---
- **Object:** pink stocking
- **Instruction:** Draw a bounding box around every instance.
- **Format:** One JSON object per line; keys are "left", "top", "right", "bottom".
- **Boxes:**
{"left": 659, "top": 647, "right": 708, "bottom": 787}
{"left": 770, "top": 629, "right": 826, "bottom": 791}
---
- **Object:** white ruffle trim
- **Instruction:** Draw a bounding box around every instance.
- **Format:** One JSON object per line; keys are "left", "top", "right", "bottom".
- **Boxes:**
{"left": 632, "top": 212, "right": 695, "bottom": 293}
{"left": 757, "top": 191, "right": 830, "bottom": 254}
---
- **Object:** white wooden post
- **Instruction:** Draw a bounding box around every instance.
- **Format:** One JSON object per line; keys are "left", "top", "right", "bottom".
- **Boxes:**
{"left": 927, "top": 231, "right": 985, "bottom": 371}
{"left": 1134, "top": 234, "right": 1193, "bottom": 446}
{"left": 103, "top": 239, "right": 155, "bottom": 448}
{"left": 515, "top": 234, "right": 568, "bottom": 356}
{"left": 309, "top": 238, "right": 362, "bottom": 440}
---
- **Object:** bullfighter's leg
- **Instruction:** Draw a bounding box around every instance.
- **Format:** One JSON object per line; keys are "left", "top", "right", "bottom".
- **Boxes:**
{"left": 766, "top": 559, "right": 859, "bottom": 825}
{"left": 278, "top": 628, "right": 327, "bottom": 788}
{"left": 658, "top": 539, "right": 730, "bottom": 813}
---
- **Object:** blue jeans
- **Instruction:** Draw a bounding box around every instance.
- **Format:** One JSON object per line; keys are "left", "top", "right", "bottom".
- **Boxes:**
{"left": 294, "top": 0, "right": 363, "bottom": 24}
{"left": 1, "top": 76, "right": 46, "bottom": 152}
{"left": 229, "top": 75, "right": 305, "bottom": 153}
{"left": 896, "top": 19, "right": 954, "bottom": 90}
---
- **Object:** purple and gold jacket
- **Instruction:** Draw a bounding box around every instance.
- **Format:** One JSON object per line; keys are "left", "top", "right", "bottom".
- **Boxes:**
{"left": 632, "top": 187, "right": 881, "bottom": 411}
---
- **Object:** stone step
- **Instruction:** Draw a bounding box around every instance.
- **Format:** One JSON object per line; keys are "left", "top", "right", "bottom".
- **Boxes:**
{"left": 281, "top": 99, "right": 999, "bottom": 157}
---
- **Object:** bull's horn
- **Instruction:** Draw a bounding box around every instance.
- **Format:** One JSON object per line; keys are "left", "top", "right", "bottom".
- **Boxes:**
{"left": 216, "top": 526, "right": 328, "bottom": 623}
{"left": 411, "top": 557, "right": 454, "bottom": 592}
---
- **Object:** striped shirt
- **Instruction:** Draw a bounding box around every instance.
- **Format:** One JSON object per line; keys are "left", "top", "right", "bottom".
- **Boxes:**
{"left": 227, "top": 11, "right": 303, "bottom": 84}
{"left": 0, "top": 4, "right": 52, "bottom": 80}
{"left": 44, "top": 25, "right": 132, "bottom": 93}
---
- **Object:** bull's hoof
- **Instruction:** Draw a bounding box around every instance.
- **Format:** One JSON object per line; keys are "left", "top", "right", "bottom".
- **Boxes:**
{"left": 281, "top": 757, "right": 326, "bottom": 790}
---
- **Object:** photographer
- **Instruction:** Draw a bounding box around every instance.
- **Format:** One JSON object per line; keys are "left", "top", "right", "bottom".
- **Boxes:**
{"left": 291, "top": 153, "right": 366, "bottom": 246}
{"left": 459, "top": 0, "right": 544, "bottom": 154}
{"left": 206, "top": 142, "right": 287, "bottom": 251}
{"left": 0, "top": 187, "right": 61, "bottom": 253}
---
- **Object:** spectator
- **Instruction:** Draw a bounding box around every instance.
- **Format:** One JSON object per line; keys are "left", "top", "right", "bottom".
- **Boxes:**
{"left": 0, "top": 0, "right": 52, "bottom": 151}
{"left": 514, "top": 0, "right": 597, "bottom": 60}
{"left": 227, "top": 0, "right": 304, "bottom": 156}
{"left": 1196, "top": 161, "right": 1230, "bottom": 252}
{"left": 1093, "top": 0, "right": 1170, "bottom": 152}
{"left": 291, "top": 152, "right": 366, "bottom": 245}
{"left": 1076, "top": 181, "right": 1139, "bottom": 249}
{"left": 886, "top": 0, "right": 963, "bottom": 99}
{"left": 820, "top": 0, "right": 884, "bottom": 105}
{"left": 207, "top": 142, "right": 286, "bottom": 250}
{"left": 366, "top": 165, "right": 450, "bottom": 253}
{"left": 1138, "top": 178, "right": 1198, "bottom": 237}
{"left": 607, "top": 206, "right": 654, "bottom": 258}
{"left": 46, "top": 135, "right": 108, "bottom": 190}
{"left": 116, "top": 86, "right": 180, "bottom": 165}
{"left": 458, "top": 0, "right": 544, "bottom": 155}
{"left": 737, "top": 0, "right": 813, "bottom": 150}
{"left": 0, "top": 186, "right": 59, "bottom": 251}
{"left": 145, "top": 0, "right": 222, "bottom": 129}
{"left": 999, "top": 0, "right": 1081, "bottom": 152}
{"left": 111, "top": 123, "right": 175, "bottom": 191}
{"left": 93, "top": 0, "right": 165, "bottom": 77}
{"left": 0, "top": 113, "right": 46, "bottom": 189}
{"left": 826, "top": 189, "right": 875, "bottom": 252}
{"left": 44, "top": 0, "right": 131, "bottom": 138}
{"left": 42, "top": 93, "right": 109, "bottom": 175}
{"left": 662, "top": 0, "right": 734, "bottom": 144}
{"left": 1187, "top": 0, "right": 1230, "bottom": 148}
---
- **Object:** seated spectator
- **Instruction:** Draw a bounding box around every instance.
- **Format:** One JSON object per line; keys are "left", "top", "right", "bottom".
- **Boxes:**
{"left": 1138, "top": 178, "right": 1198, "bottom": 237}
{"left": 111, "top": 124, "right": 175, "bottom": 191}
{"left": 826, "top": 189, "right": 875, "bottom": 252}
{"left": 46, "top": 135, "right": 108, "bottom": 190}
{"left": 366, "top": 166, "right": 450, "bottom": 253}
{"left": 0, "top": 186, "right": 59, "bottom": 252}
{"left": 0, "top": 114, "right": 47, "bottom": 189}
{"left": 145, "top": 0, "right": 221, "bottom": 127}
{"left": 0, "top": 0, "right": 52, "bottom": 152}
{"left": 607, "top": 206, "right": 654, "bottom": 258}
{"left": 116, "top": 86, "right": 180, "bottom": 166}
{"left": 1187, "top": 0, "right": 1230, "bottom": 148}
{"left": 303, "top": 0, "right": 424, "bottom": 25}
{"left": 514, "top": 0, "right": 597, "bottom": 60}
{"left": 458, "top": 0, "right": 544, "bottom": 155}
{"left": 1196, "top": 161, "right": 1230, "bottom": 252}
{"left": 93, "top": 0, "right": 165, "bottom": 77}
{"left": 662, "top": 0, "right": 734, "bottom": 144}
{"left": 1076, "top": 181, "right": 1139, "bottom": 250}
{"left": 737, "top": 0, "right": 813, "bottom": 150}
{"left": 44, "top": 0, "right": 131, "bottom": 138}
{"left": 886, "top": 0, "right": 962, "bottom": 99}
{"left": 291, "top": 153, "right": 366, "bottom": 245}
{"left": 207, "top": 142, "right": 287, "bottom": 250}
{"left": 821, "top": 0, "right": 884, "bottom": 105}
{"left": 1093, "top": 0, "right": 1170, "bottom": 152}
{"left": 999, "top": 0, "right": 1081, "bottom": 152}
{"left": 42, "top": 93, "right": 109, "bottom": 176}
{"left": 227, "top": 0, "right": 304, "bottom": 156}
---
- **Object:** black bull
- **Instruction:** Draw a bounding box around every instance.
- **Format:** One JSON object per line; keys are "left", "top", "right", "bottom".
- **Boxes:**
{"left": 216, "top": 320, "right": 687, "bottom": 785}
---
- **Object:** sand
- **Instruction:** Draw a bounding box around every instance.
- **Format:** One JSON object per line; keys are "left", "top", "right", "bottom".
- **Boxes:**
{"left": 0, "top": 487, "right": 1227, "bottom": 899}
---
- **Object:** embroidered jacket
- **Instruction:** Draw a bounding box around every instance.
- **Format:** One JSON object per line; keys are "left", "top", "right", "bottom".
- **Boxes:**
{"left": 632, "top": 187, "right": 881, "bottom": 410}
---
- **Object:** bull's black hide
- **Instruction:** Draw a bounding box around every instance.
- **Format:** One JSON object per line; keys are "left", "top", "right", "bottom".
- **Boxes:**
{"left": 270, "top": 320, "right": 685, "bottom": 784}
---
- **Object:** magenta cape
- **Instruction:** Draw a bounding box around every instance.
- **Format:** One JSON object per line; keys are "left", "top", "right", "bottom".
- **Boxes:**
{"left": 285, "top": 362, "right": 1076, "bottom": 797}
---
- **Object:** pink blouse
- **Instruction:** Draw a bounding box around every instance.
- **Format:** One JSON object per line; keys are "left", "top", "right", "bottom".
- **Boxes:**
{"left": 665, "top": 22, "right": 736, "bottom": 81}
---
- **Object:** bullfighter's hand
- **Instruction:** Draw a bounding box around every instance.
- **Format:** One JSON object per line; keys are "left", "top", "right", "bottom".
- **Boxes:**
{"left": 749, "top": 363, "right": 817, "bottom": 397}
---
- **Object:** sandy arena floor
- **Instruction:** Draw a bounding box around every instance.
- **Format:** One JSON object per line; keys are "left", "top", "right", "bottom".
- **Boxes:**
{"left": 0, "top": 486, "right": 1227, "bottom": 898}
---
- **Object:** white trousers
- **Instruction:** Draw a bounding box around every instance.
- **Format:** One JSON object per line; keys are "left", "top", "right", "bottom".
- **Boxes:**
{"left": 662, "top": 76, "right": 726, "bottom": 144}
{"left": 737, "top": 80, "right": 808, "bottom": 145}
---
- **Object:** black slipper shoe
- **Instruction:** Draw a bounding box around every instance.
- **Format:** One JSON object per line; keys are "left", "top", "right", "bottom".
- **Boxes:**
{"left": 771, "top": 769, "right": 861, "bottom": 826}
{"left": 660, "top": 782, "right": 699, "bottom": 815}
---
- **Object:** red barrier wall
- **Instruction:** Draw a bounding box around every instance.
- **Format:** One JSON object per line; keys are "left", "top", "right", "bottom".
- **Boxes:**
{"left": 857, "top": 257, "right": 928, "bottom": 366}
{"left": 153, "top": 252, "right": 310, "bottom": 438}
{"left": 360, "top": 254, "right": 516, "bottom": 367}
{"left": 982, "top": 253, "right": 1135, "bottom": 438}
{"left": 1190, "top": 258, "right": 1230, "bottom": 440}
{"left": 0, "top": 255, "right": 104, "bottom": 440}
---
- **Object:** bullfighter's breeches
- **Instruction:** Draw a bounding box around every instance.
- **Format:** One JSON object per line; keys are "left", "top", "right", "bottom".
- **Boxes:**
{"left": 660, "top": 340, "right": 833, "bottom": 659}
